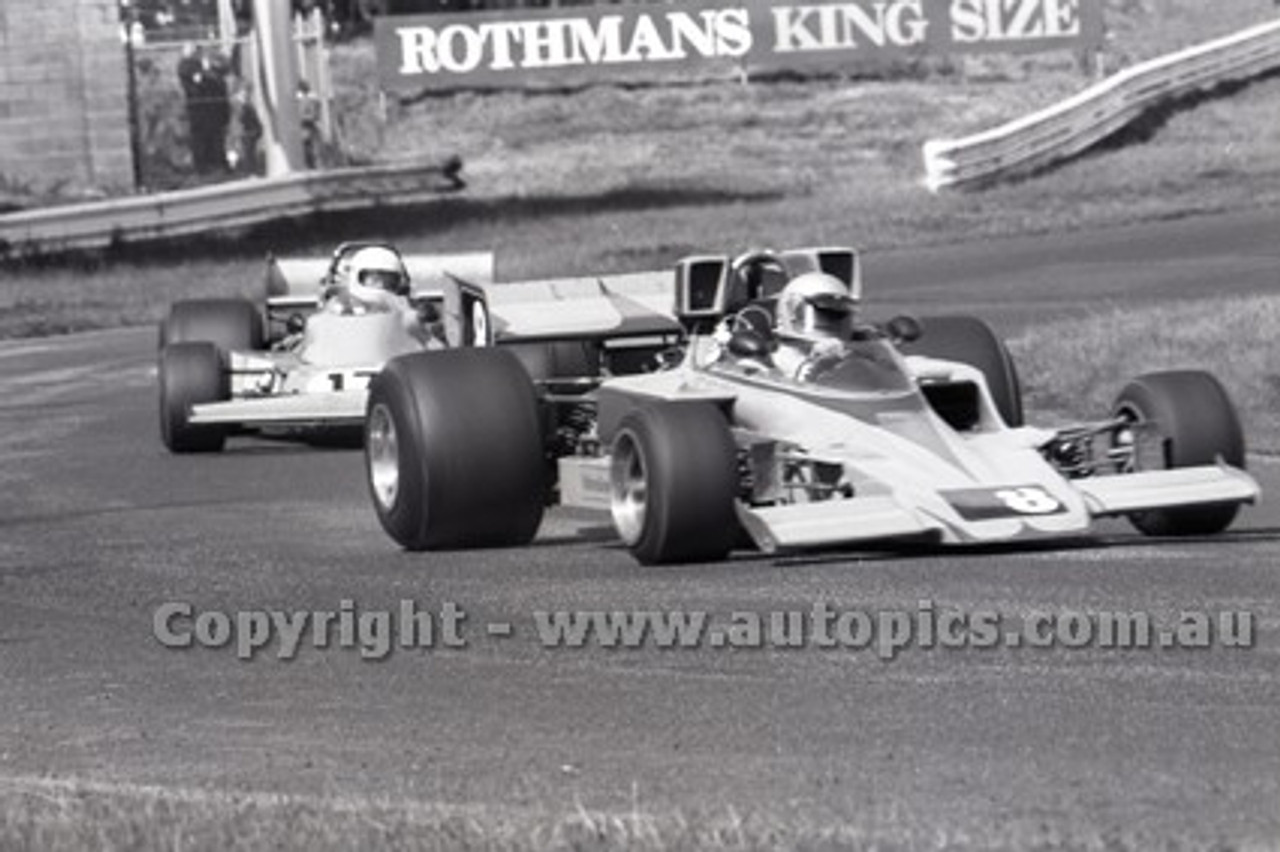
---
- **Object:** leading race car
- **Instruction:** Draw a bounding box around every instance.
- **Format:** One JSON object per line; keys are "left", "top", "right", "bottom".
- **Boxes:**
{"left": 157, "top": 241, "right": 494, "bottom": 453}
{"left": 361, "top": 247, "right": 1260, "bottom": 564}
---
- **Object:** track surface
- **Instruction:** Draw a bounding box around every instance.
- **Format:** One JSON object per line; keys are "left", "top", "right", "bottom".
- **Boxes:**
{"left": 2, "top": 210, "right": 1279, "bottom": 847}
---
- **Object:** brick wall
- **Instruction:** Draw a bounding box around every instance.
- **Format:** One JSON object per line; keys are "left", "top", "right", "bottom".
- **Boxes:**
{"left": 0, "top": 0, "right": 134, "bottom": 196}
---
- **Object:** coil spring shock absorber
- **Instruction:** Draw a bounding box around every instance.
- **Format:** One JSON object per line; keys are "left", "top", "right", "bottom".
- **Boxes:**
{"left": 735, "top": 447, "right": 755, "bottom": 501}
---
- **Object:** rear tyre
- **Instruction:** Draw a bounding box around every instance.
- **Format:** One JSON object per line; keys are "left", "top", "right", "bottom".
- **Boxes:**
{"left": 365, "top": 349, "right": 547, "bottom": 550}
{"left": 610, "top": 403, "right": 739, "bottom": 565}
{"left": 159, "top": 342, "right": 229, "bottom": 453}
{"left": 159, "top": 298, "right": 265, "bottom": 352}
{"left": 900, "top": 315, "right": 1023, "bottom": 427}
{"left": 505, "top": 341, "right": 600, "bottom": 381}
{"left": 1113, "top": 370, "right": 1246, "bottom": 537}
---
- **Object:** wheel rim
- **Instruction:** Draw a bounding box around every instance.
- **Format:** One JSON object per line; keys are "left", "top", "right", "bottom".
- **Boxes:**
{"left": 368, "top": 403, "right": 400, "bottom": 511}
{"left": 1114, "top": 402, "right": 1162, "bottom": 473}
{"left": 610, "top": 433, "right": 648, "bottom": 546}
{"left": 1113, "top": 404, "right": 1139, "bottom": 473}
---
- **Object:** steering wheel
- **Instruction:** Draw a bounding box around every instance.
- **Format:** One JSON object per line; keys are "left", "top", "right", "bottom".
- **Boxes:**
{"left": 730, "top": 303, "right": 775, "bottom": 338}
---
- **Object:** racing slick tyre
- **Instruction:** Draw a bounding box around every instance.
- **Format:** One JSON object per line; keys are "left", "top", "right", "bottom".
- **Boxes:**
{"left": 610, "top": 402, "right": 739, "bottom": 565}
{"left": 506, "top": 341, "right": 600, "bottom": 381}
{"left": 365, "top": 349, "right": 546, "bottom": 550}
{"left": 1113, "top": 370, "right": 1246, "bottom": 537}
{"left": 159, "top": 342, "right": 230, "bottom": 453}
{"left": 900, "top": 315, "right": 1024, "bottom": 427}
{"left": 159, "top": 299, "right": 265, "bottom": 353}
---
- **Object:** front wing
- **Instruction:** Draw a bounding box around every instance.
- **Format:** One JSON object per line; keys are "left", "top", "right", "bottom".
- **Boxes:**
{"left": 1073, "top": 463, "right": 1260, "bottom": 517}
{"left": 732, "top": 463, "right": 1258, "bottom": 551}
{"left": 550, "top": 465, "right": 1256, "bottom": 554}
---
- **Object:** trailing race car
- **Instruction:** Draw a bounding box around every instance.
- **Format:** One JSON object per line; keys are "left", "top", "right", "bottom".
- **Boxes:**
{"left": 157, "top": 241, "right": 494, "bottom": 453}
{"left": 361, "top": 247, "right": 1260, "bottom": 563}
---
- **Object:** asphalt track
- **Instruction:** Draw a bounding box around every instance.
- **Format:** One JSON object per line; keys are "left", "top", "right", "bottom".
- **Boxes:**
{"left": 1, "top": 209, "right": 1279, "bottom": 847}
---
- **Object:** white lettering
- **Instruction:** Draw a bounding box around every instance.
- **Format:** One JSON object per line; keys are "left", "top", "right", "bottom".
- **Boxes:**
{"left": 774, "top": 1, "right": 926, "bottom": 52}
{"left": 519, "top": 21, "right": 570, "bottom": 68}
{"left": 625, "top": 14, "right": 678, "bottom": 61}
{"left": 397, "top": 26, "right": 439, "bottom": 74}
{"left": 837, "top": 3, "right": 887, "bottom": 49}
{"left": 485, "top": 22, "right": 521, "bottom": 70}
{"left": 1048, "top": 0, "right": 1081, "bottom": 36}
{"left": 1007, "top": 0, "right": 1044, "bottom": 38}
{"left": 950, "top": 0, "right": 1082, "bottom": 44}
{"left": 950, "top": 0, "right": 985, "bottom": 43}
{"left": 394, "top": 1, "right": 946, "bottom": 79}
{"left": 565, "top": 16, "right": 627, "bottom": 64}
{"left": 716, "top": 8, "right": 753, "bottom": 57}
{"left": 772, "top": 6, "right": 822, "bottom": 52}
{"left": 667, "top": 11, "right": 718, "bottom": 59}
{"left": 437, "top": 24, "right": 485, "bottom": 73}
{"left": 887, "top": 0, "right": 928, "bottom": 44}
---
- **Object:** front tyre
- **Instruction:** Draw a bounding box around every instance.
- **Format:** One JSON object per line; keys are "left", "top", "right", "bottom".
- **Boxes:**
{"left": 1113, "top": 370, "right": 1246, "bottom": 536}
{"left": 159, "top": 342, "right": 229, "bottom": 453}
{"left": 365, "top": 349, "right": 546, "bottom": 550}
{"left": 610, "top": 402, "right": 739, "bottom": 565}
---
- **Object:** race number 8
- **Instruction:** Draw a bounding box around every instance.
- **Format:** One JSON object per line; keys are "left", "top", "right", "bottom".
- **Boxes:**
{"left": 994, "top": 487, "right": 1061, "bottom": 515}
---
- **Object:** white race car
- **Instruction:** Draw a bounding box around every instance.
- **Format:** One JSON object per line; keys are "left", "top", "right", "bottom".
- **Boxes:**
{"left": 157, "top": 241, "right": 493, "bottom": 453}
{"left": 361, "top": 247, "right": 1260, "bottom": 563}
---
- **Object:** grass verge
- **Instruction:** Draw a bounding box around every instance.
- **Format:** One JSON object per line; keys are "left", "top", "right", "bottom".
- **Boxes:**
{"left": 0, "top": 777, "right": 1247, "bottom": 852}
{"left": 1009, "top": 296, "right": 1280, "bottom": 452}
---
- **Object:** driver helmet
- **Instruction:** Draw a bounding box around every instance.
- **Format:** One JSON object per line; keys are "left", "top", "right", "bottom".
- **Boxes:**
{"left": 347, "top": 246, "right": 410, "bottom": 301}
{"left": 775, "top": 272, "right": 858, "bottom": 342}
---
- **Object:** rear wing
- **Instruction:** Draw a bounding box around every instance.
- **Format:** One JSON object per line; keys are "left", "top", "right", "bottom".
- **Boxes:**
{"left": 441, "top": 270, "right": 682, "bottom": 348}
{"left": 674, "top": 247, "right": 861, "bottom": 328}
{"left": 437, "top": 245, "right": 861, "bottom": 349}
{"left": 265, "top": 251, "right": 496, "bottom": 311}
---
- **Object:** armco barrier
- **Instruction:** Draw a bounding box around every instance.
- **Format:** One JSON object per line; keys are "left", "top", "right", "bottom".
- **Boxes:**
{"left": 0, "top": 158, "right": 463, "bottom": 256}
{"left": 923, "top": 18, "right": 1280, "bottom": 191}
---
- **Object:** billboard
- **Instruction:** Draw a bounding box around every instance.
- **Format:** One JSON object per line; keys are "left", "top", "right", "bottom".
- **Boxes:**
{"left": 376, "top": 0, "right": 1105, "bottom": 91}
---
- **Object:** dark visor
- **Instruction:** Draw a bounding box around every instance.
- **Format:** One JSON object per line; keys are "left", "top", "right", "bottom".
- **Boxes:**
{"left": 359, "top": 270, "right": 405, "bottom": 288}
{"left": 806, "top": 292, "right": 857, "bottom": 313}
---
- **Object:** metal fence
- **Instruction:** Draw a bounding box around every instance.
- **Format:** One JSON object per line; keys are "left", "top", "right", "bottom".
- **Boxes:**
{"left": 922, "top": 17, "right": 1280, "bottom": 190}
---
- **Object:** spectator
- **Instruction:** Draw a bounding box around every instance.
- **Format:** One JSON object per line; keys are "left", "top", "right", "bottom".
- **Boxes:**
{"left": 230, "top": 86, "right": 264, "bottom": 176}
{"left": 297, "top": 80, "right": 322, "bottom": 169}
{"left": 197, "top": 50, "right": 233, "bottom": 173}
{"left": 177, "top": 44, "right": 232, "bottom": 175}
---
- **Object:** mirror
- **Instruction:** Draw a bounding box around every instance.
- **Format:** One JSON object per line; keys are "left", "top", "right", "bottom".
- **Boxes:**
{"left": 886, "top": 315, "right": 922, "bottom": 344}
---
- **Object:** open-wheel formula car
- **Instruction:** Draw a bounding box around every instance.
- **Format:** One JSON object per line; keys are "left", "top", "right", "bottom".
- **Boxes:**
{"left": 361, "top": 247, "right": 1260, "bottom": 563}
{"left": 157, "top": 241, "right": 494, "bottom": 453}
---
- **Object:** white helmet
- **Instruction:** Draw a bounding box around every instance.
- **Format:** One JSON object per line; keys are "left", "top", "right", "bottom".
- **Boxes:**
{"left": 775, "top": 272, "right": 857, "bottom": 342}
{"left": 347, "top": 246, "right": 410, "bottom": 300}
